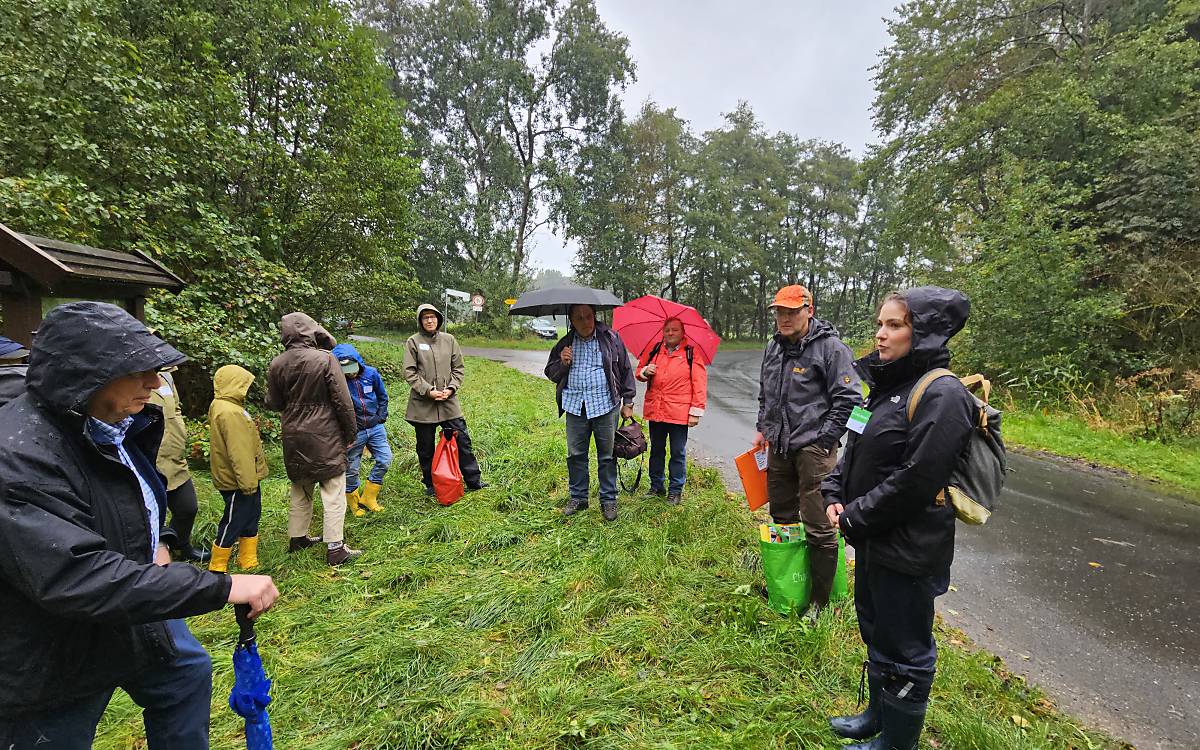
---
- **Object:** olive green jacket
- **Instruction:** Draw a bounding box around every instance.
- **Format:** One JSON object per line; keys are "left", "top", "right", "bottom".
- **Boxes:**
{"left": 403, "top": 304, "right": 465, "bottom": 423}
{"left": 148, "top": 370, "right": 191, "bottom": 490}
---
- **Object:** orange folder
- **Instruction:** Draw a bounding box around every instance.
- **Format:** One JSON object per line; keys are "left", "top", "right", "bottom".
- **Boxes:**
{"left": 735, "top": 447, "right": 769, "bottom": 510}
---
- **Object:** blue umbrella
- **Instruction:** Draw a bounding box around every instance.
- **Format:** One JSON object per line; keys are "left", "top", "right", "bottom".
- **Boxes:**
{"left": 229, "top": 604, "right": 273, "bottom": 749}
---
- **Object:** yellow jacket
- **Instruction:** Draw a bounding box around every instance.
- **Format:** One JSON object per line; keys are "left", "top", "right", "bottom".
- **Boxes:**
{"left": 208, "top": 365, "right": 268, "bottom": 493}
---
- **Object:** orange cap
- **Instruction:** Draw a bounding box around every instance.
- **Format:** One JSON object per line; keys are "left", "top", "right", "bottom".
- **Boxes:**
{"left": 768, "top": 285, "right": 812, "bottom": 309}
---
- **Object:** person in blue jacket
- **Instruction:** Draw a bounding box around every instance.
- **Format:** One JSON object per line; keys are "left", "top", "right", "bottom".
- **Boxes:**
{"left": 331, "top": 343, "right": 392, "bottom": 516}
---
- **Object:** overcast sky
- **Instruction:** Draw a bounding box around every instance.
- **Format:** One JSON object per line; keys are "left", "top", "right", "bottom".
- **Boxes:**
{"left": 528, "top": 0, "right": 899, "bottom": 275}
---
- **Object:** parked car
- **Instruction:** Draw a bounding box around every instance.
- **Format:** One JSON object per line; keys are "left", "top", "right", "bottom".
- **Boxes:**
{"left": 525, "top": 318, "right": 559, "bottom": 339}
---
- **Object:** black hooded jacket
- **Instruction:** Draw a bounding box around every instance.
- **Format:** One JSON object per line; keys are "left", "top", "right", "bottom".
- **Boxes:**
{"left": 0, "top": 302, "right": 232, "bottom": 716}
{"left": 821, "top": 287, "right": 978, "bottom": 577}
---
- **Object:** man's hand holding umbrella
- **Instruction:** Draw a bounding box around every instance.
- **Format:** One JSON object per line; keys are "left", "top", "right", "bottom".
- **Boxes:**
{"left": 227, "top": 575, "right": 280, "bottom": 618}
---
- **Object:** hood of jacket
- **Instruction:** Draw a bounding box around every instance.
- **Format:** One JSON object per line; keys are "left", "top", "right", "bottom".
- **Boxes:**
{"left": 331, "top": 343, "right": 366, "bottom": 368}
{"left": 213, "top": 365, "right": 254, "bottom": 404}
{"left": 280, "top": 312, "right": 336, "bottom": 351}
{"left": 857, "top": 286, "right": 969, "bottom": 390}
{"left": 415, "top": 303, "right": 444, "bottom": 334}
{"left": 26, "top": 302, "right": 187, "bottom": 417}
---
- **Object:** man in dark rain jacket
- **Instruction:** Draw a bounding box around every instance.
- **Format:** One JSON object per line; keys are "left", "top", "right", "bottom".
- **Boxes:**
{"left": 752, "top": 284, "right": 860, "bottom": 612}
{"left": 0, "top": 302, "right": 278, "bottom": 749}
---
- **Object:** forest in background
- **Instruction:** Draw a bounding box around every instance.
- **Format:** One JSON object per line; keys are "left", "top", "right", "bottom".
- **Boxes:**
{"left": 1, "top": 0, "right": 1197, "bottom": 438}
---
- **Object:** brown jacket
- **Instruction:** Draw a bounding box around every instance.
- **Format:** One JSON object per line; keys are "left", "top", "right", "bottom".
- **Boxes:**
{"left": 208, "top": 365, "right": 269, "bottom": 493}
{"left": 265, "top": 313, "right": 356, "bottom": 483}
{"left": 148, "top": 370, "right": 190, "bottom": 490}
{"left": 403, "top": 304, "right": 465, "bottom": 423}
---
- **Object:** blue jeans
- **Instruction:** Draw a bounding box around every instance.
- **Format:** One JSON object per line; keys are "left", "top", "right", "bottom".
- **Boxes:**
{"left": 648, "top": 421, "right": 689, "bottom": 494}
{"left": 1, "top": 619, "right": 213, "bottom": 749}
{"left": 346, "top": 423, "right": 393, "bottom": 492}
{"left": 565, "top": 406, "right": 619, "bottom": 506}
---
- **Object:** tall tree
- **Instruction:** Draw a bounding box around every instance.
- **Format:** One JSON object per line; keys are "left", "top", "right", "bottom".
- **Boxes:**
{"left": 370, "top": 0, "right": 633, "bottom": 306}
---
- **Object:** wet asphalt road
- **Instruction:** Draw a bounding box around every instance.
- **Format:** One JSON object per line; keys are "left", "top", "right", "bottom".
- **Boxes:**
{"left": 466, "top": 346, "right": 1200, "bottom": 749}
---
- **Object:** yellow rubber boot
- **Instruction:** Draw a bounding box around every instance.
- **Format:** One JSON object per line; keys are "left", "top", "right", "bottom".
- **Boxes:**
{"left": 237, "top": 536, "right": 260, "bottom": 570}
{"left": 347, "top": 486, "right": 365, "bottom": 517}
{"left": 359, "top": 481, "right": 385, "bottom": 512}
{"left": 209, "top": 545, "right": 233, "bottom": 573}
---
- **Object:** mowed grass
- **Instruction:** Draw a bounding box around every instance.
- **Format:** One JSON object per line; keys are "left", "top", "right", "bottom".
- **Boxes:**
{"left": 96, "top": 353, "right": 1119, "bottom": 749}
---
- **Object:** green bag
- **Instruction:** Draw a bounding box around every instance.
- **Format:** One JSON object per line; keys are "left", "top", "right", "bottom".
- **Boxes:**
{"left": 831, "top": 532, "right": 850, "bottom": 602}
{"left": 760, "top": 535, "right": 810, "bottom": 614}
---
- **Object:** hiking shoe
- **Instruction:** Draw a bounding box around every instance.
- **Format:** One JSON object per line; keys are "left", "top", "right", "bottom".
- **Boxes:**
{"left": 326, "top": 543, "right": 362, "bottom": 566}
{"left": 601, "top": 503, "right": 618, "bottom": 522}
{"left": 466, "top": 481, "right": 490, "bottom": 492}
{"left": 648, "top": 486, "right": 666, "bottom": 497}
{"left": 288, "top": 535, "right": 321, "bottom": 553}
{"left": 562, "top": 498, "right": 589, "bottom": 516}
{"left": 666, "top": 493, "right": 682, "bottom": 506}
{"left": 424, "top": 485, "right": 436, "bottom": 497}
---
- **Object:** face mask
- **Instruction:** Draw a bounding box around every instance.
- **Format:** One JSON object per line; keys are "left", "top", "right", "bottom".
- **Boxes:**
{"left": 340, "top": 361, "right": 361, "bottom": 376}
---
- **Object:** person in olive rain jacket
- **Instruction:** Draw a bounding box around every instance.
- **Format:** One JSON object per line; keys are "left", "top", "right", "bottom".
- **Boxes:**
{"left": 148, "top": 367, "right": 209, "bottom": 562}
{"left": 0, "top": 302, "right": 278, "bottom": 749}
{"left": 207, "top": 365, "right": 269, "bottom": 573}
{"left": 403, "top": 304, "right": 486, "bottom": 495}
{"left": 822, "top": 287, "right": 977, "bottom": 750}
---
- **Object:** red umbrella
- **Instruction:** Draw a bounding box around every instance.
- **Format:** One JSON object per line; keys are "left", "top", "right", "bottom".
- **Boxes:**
{"left": 613, "top": 295, "right": 721, "bottom": 365}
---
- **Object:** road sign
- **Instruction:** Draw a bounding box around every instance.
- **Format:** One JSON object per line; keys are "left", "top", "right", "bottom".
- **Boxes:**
{"left": 504, "top": 297, "right": 517, "bottom": 305}
{"left": 471, "top": 293, "right": 485, "bottom": 312}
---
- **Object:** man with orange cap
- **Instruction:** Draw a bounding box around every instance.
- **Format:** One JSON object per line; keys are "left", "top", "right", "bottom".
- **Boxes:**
{"left": 753, "top": 285, "right": 860, "bottom": 613}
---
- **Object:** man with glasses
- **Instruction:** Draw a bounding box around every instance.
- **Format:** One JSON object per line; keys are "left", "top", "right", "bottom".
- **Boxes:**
{"left": 0, "top": 302, "right": 278, "bottom": 749}
{"left": 753, "top": 285, "right": 859, "bottom": 614}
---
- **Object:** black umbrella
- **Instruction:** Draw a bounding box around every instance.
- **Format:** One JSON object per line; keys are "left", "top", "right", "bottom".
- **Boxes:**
{"left": 507, "top": 287, "right": 623, "bottom": 317}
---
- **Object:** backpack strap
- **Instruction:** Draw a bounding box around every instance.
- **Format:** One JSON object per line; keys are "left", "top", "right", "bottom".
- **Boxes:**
{"left": 685, "top": 345, "right": 693, "bottom": 371}
{"left": 646, "top": 341, "right": 663, "bottom": 364}
{"left": 906, "top": 368, "right": 958, "bottom": 422}
{"left": 959, "top": 373, "right": 992, "bottom": 404}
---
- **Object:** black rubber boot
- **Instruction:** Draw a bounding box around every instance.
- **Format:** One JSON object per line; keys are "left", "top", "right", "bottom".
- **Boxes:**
{"left": 182, "top": 543, "right": 212, "bottom": 564}
{"left": 845, "top": 691, "right": 927, "bottom": 750}
{"left": 830, "top": 662, "right": 882, "bottom": 740}
{"left": 807, "top": 544, "right": 839, "bottom": 611}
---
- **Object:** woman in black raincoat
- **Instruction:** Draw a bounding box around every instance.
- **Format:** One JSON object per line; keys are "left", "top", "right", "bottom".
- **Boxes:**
{"left": 822, "top": 287, "right": 977, "bottom": 750}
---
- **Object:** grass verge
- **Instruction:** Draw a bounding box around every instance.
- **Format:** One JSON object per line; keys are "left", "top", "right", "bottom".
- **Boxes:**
{"left": 97, "top": 352, "right": 1120, "bottom": 749}
{"left": 1005, "top": 406, "right": 1200, "bottom": 500}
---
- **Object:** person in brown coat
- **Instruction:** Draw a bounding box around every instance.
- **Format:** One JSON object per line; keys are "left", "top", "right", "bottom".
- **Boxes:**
{"left": 265, "top": 312, "right": 362, "bottom": 565}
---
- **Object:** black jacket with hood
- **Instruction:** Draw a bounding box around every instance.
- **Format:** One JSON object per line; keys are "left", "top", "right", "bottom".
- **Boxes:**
{"left": 756, "top": 317, "right": 860, "bottom": 454}
{"left": 0, "top": 302, "right": 232, "bottom": 716}
{"left": 821, "top": 287, "right": 977, "bottom": 577}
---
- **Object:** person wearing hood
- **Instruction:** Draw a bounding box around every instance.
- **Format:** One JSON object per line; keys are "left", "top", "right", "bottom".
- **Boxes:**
{"left": 822, "top": 287, "right": 977, "bottom": 750}
{"left": 207, "top": 365, "right": 269, "bottom": 573}
{"left": 0, "top": 302, "right": 278, "bottom": 749}
{"left": 403, "top": 304, "right": 486, "bottom": 495}
{"left": 545, "top": 304, "right": 636, "bottom": 522}
{"left": 265, "top": 312, "right": 361, "bottom": 566}
{"left": 148, "top": 365, "right": 210, "bottom": 563}
{"left": 0, "top": 334, "right": 29, "bottom": 408}
{"left": 752, "top": 284, "right": 860, "bottom": 613}
{"left": 635, "top": 318, "right": 708, "bottom": 505}
{"left": 331, "top": 343, "right": 391, "bottom": 516}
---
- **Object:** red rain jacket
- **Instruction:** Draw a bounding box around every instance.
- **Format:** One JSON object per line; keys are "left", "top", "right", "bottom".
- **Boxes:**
{"left": 636, "top": 339, "right": 708, "bottom": 425}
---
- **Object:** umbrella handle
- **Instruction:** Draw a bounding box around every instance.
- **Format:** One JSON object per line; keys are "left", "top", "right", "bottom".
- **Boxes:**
{"left": 234, "top": 603, "right": 256, "bottom": 645}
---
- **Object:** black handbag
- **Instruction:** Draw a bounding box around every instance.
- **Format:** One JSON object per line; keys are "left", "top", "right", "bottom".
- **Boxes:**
{"left": 614, "top": 416, "right": 647, "bottom": 459}
{"left": 614, "top": 416, "right": 647, "bottom": 493}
